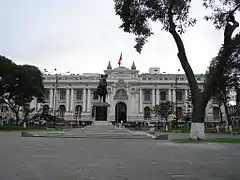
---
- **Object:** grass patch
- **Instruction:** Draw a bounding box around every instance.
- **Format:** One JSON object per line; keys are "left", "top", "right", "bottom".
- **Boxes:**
{"left": 172, "top": 138, "right": 240, "bottom": 143}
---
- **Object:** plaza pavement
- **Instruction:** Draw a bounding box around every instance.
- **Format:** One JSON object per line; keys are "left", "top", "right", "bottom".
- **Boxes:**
{"left": 0, "top": 124, "right": 239, "bottom": 180}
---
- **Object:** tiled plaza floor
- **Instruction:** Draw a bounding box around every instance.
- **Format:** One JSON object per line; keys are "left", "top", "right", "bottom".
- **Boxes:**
{"left": 0, "top": 126, "right": 239, "bottom": 180}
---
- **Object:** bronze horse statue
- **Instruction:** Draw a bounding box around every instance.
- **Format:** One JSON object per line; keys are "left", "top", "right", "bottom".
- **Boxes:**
{"left": 97, "top": 74, "right": 108, "bottom": 103}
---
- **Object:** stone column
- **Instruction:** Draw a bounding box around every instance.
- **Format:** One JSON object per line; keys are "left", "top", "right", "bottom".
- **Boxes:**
{"left": 52, "top": 89, "right": 56, "bottom": 113}
{"left": 172, "top": 89, "right": 176, "bottom": 103}
{"left": 66, "top": 88, "right": 70, "bottom": 112}
{"left": 185, "top": 89, "right": 188, "bottom": 112}
{"left": 36, "top": 101, "right": 41, "bottom": 112}
{"left": 185, "top": 89, "right": 188, "bottom": 101}
{"left": 168, "top": 89, "right": 172, "bottom": 102}
{"left": 152, "top": 89, "right": 155, "bottom": 107}
{"left": 135, "top": 92, "right": 139, "bottom": 114}
{"left": 49, "top": 88, "right": 53, "bottom": 109}
{"left": 107, "top": 93, "right": 110, "bottom": 104}
{"left": 83, "top": 88, "right": 86, "bottom": 112}
{"left": 130, "top": 90, "right": 135, "bottom": 114}
{"left": 70, "top": 89, "right": 75, "bottom": 112}
{"left": 87, "top": 89, "right": 91, "bottom": 112}
{"left": 31, "top": 98, "right": 37, "bottom": 111}
{"left": 30, "top": 98, "right": 35, "bottom": 110}
{"left": 139, "top": 88, "right": 143, "bottom": 113}
{"left": 156, "top": 89, "right": 159, "bottom": 105}
{"left": 107, "top": 89, "right": 111, "bottom": 104}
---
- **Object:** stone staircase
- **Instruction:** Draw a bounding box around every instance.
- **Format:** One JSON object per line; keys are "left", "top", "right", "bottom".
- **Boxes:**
{"left": 78, "top": 122, "right": 153, "bottom": 139}
{"left": 22, "top": 122, "right": 154, "bottom": 139}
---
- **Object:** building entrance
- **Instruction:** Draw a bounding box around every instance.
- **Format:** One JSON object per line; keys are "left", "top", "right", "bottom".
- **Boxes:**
{"left": 115, "top": 102, "right": 127, "bottom": 123}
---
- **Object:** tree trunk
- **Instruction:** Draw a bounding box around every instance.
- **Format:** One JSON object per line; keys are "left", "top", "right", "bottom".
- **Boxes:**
{"left": 24, "top": 111, "right": 29, "bottom": 121}
{"left": 169, "top": 26, "right": 207, "bottom": 139}
{"left": 190, "top": 92, "right": 207, "bottom": 139}
{"left": 223, "top": 102, "right": 232, "bottom": 125}
{"left": 219, "top": 108, "right": 223, "bottom": 123}
{"left": 168, "top": 14, "right": 238, "bottom": 139}
{"left": 236, "top": 90, "right": 240, "bottom": 105}
{"left": 165, "top": 117, "right": 168, "bottom": 131}
{"left": 15, "top": 111, "right": 20, "bottom": 122}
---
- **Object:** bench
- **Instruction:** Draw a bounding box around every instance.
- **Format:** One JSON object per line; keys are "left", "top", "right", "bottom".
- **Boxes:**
{"left": 45, "top": 127, "right": 55, "bottom": 131}
{"left": 233, "top": 132, "right": 240, "bottom": 135}
{"left": 21, "top": 132, "right": 34, "bottom": 137}
{"left": 155, "top": 134, "right": 168, "bottom": 140}
{"left": 172, "top": 130, "right": 182, "bottom": 133}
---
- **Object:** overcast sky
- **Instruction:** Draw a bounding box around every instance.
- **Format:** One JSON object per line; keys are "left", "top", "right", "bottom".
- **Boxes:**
{"left": 0, "top": 0, "right": 239, "bottom": 75}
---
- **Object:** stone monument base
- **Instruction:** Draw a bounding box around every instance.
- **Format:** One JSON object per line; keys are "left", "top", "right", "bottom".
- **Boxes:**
{"left": 93, "top": 102, "right": 109, "bottom": 121}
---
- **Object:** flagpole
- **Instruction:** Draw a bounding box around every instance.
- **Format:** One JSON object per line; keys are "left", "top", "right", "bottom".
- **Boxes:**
{"left": 118, "top": 52, "right": 122, "bottom": 67}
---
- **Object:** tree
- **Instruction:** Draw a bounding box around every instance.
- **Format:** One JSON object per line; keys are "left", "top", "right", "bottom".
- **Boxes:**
{"left": 0, "top": 56, "right": 45, "bottom": 121}
{"left": 152, "top": 101, "right": 175, "bottom": 126}
{"left": 212, "top": 92, "right": 225, "bottom": 123}
{"left": 184, "top": 90, "right": 192, "bottom": 120}
{"left": 22, "top": 104, "right": 35, "bottom": 121}
{"left": 114, "top": 0, "right": 240, "bottom": 139}
{"left": 205, "top": 33, "right": 240, "bottom": 125}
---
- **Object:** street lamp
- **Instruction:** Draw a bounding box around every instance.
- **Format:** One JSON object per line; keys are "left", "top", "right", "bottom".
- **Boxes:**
{"left": 175, "top": 69, "right": 180, "bottom": 127}
{"left": 44, "top": 69, "right": 70, "bottom": 121}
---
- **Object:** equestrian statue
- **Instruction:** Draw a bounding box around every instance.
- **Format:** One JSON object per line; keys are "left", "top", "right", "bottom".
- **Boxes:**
{"left": 97, "top": 74, "right": 108, "bottom": 103}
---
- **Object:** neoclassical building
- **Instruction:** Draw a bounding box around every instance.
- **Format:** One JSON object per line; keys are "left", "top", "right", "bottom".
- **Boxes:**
{"left": 28, "top": 62, "right": 223, "bottom": 123}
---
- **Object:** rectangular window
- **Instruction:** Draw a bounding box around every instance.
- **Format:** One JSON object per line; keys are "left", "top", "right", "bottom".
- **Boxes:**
{"left": 144, "top": 90, "right": 151, "bottom": 102}
{"left": 59, "top": 89, "right": 66, "bottom": 100}
{"left": 160, "top": 91, "right": 166, "bottom": 101}
{"left": 76, "top": 90, "right": 82, "bottom": 100}
{"left": 44, "top": 89, "right": 49, "bottom": 100}
{"left": 176, "top": 91, "right": 183, "bottom": 101}
{"left": 93, "top": 90, "right": 98, "bottom": 100}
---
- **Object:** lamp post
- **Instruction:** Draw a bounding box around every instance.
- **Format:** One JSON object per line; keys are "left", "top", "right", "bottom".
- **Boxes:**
{"left": 44, "top": 69, "right": 70, "bottom": 123}
{"left": 175, "top": 69, "right": 180, "bottom": 127}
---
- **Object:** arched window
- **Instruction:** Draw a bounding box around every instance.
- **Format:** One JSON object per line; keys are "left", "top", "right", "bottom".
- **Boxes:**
{"left": 176, "top": 107, "right": 183, "bottom": 120}
{"left": 92, "top": 106, "right": 95, "bottom": 118}
{"left": 42, "top": 104, "right": 50, "bottom": 115}
{"left": 59, "top": 105, "right": 66, "bottom": 118}
{"left": 144, "top": 106, "right": 151, "bottom": 120}
{"left": 75, "top": 105, "right": 82, "bottom": 119}
{"left": 213, "top": 107, "right": 220, "bottom": 121}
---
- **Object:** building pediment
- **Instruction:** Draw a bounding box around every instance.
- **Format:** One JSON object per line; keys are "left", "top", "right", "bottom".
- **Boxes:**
{"left": 112, "top": 79, "right": 129, "bottom": 89}
{"left": 104, "top": 66, "right": 139, "bottom": 80}
{"left": 114, "top": 89, "right": 128, "bottom": 101}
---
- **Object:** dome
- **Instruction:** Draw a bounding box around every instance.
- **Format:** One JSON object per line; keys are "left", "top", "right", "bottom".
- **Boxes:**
{"left": 112, "top": 66, "right": 130, "bottom": 72}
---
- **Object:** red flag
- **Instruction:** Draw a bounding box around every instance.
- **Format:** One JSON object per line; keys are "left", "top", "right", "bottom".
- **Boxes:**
{"left": 118, "top": 53, "right": 122, "bottom": 66}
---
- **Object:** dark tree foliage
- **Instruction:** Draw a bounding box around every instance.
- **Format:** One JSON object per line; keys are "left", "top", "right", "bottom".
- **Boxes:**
{"left": 0, "top": 55, "right": 45, "bottom": 121}
{"left": 114, "top": 0, "right": 196, "bottom": 53}
{"left": 114, "top": 0, "right": 240, "bottom": 125}
{"left": 22, "top": 104, "right": 35, "bottom": 121}
{"left": 203, "top": 0, "right": 240, "bottom": 29}
{"left": 205, "top": 33, "right": 240, "bottom": 124}
{"left": 205, "top": 33, "right": 240, "bottom": 99}
{"left": 152, "top": 101, "right": 175, "bottom": 122}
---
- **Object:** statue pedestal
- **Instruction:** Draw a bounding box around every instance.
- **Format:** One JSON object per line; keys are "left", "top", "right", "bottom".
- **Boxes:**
{"left": 93, "top": 102, "right": 109, "bottom": 121}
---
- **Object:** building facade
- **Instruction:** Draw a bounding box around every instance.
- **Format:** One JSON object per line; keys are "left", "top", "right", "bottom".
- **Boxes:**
{"left": 28, "top": 62, "right": 223, "bottom": 123}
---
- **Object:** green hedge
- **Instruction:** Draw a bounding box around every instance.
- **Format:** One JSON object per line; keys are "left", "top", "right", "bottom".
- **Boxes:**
{"left": 0, "top": 125, "right": 77, "bottom": 131}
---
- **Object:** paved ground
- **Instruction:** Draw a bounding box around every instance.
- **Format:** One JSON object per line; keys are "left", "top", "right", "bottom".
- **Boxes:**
{"left": 0, "top": 125, "right": 240, "bottom": 180}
